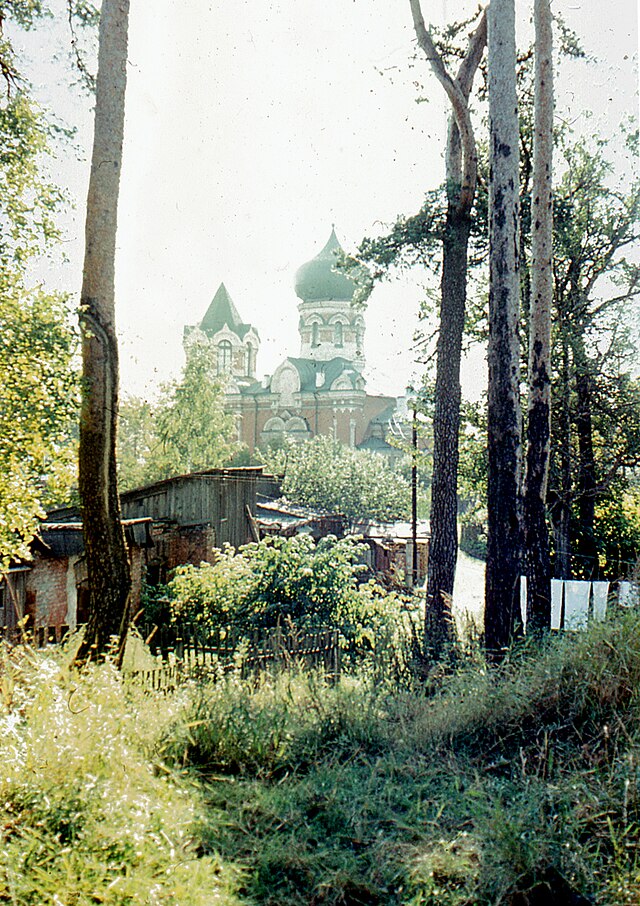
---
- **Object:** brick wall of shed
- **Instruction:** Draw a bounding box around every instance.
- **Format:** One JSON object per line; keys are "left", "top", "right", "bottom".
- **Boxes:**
{"left": 149, "top": 524, "right": 217, "bottom": 580}
{"left": 27, "top": 558, "right": 70, "bottom": 629}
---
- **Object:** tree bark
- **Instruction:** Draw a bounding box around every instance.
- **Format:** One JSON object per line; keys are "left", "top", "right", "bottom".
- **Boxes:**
{"left": 76, "top": 0, "right": 131, "bottom": 663}
{"left": 573, "top": 336, "right": 600, "bottom": 578}
{"left": 409, "top": 1, "right": 486, "bottom": 660}
{"left": 524, "top": 0, "right": 554, "bottom": 634}
{"left": 485, "top": 0, "right": 523, "bottom": 657}
{"left": 550, "top": 326, "right": 573, "bottom": 579}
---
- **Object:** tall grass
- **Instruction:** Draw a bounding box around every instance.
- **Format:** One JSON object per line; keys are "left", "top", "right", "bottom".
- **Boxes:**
{"left": 161, "top": 611, "right": 640, "bottom": 905}
{"left": 1, "top": 612, "right": 639, "bottom": 904}
{"left": 0, "top": 641, "right": 241, "bottom": 905}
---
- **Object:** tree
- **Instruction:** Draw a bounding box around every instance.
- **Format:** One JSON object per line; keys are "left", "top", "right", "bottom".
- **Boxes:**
{"left": 76, "top": 0, "right": 131, "bottom": 663}
{"left": 523, "top": 0, "right": 554, "bottom": 633}
{"left": 484, "top": 0, "right": 523, "bottom": 656}
{"left": 0, "top": 291, "right": 78, "bottom": 568}
{"left": 408, "top": 1, "right": 487, "bottom": 660}
{"left": 260, "top": 436, "right": 411, "bottom": 529}
{"left": 117, "top": 342, "right": 241, "bottom": 489}
{"left": 150, "top": 340, "right": 240, "bottom": 478}
{"left": 549, "top": 138, "right": 640, "bottom": 580}
{"left": 0, "top": 6, "right": 79, "bottom": 569}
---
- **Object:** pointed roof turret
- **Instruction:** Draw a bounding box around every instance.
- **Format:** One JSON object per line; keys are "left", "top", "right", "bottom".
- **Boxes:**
{"left": 200, "top": 283, "right": 256, "bottom": 340}
{"left": 294, "top": 228, "right": 356, "bottom": 303}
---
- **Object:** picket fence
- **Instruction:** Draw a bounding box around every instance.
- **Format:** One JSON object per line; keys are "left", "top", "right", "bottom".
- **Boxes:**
{"left": 0, "top": 622, "right": 341, "bottom": 691}
{"left": 130, "top": 623, "right": 341, "bottom": 691}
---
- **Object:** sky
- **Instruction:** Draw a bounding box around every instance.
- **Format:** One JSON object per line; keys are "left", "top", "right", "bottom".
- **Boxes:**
{"left": 21, "top": 0, "right": 640, "bottom": 401}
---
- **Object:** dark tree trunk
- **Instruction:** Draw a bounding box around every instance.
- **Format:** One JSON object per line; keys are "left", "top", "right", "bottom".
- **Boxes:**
{"left": 408, "top": 1, "right": 486, "bottom": 661}
{"left": 75, "top": 0, "right": 131, "bottom": 664}
{"left": 574, "top": 339, "right": 599, "bottom": 578}
{"left": 524, "top": 0, "right": 553, "bottom": 634}
{"left": 485, "top": 0, "right": 523, "bottom": 658}
{"left": 424, "top": 207, "right": 471, "bottom": 657}
{"left": 550, "top": 329, "right": 573, "bottom": 579}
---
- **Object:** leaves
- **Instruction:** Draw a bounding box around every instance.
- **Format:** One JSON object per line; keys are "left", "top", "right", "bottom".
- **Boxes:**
{"left": 259, "top": 435, "right": 411, "bottom": 528}
{"left": 117, "top": 342, "right": 241, "bottom": 488}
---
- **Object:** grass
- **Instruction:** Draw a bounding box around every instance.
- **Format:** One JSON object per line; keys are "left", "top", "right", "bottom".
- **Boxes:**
{"left": 1, "top": 611, "right": 639, "bottom": 904}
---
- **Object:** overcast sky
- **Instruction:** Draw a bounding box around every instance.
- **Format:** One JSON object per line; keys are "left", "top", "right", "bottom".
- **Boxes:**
{"left": 23, "top": 0, "right": 640, "bottom": 400}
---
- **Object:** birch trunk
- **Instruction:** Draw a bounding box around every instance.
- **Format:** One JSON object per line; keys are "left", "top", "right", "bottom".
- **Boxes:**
{"left": 484, "top": 0, "right": 523, "bottom": 657}
{"left": 524, "top": 0, "right": 554, "bottom": 633}
{"left": 76, "top": 0, "right": 131, "bottom": 663}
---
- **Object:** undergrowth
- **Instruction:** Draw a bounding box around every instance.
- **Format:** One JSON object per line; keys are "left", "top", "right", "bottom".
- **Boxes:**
{"left": 1, "top": 612, "right": 639, "bottom": 904}
{"left": 0, "top": 643, "right": 242, "bottom": 905}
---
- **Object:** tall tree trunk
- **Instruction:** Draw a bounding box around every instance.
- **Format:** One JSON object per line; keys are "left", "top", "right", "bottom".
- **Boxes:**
{"left": 76, "top": 0, "right": 131, "bottom": 663}
{"left": 573, "top": 336, "right": 600, "bottom": 578}
{"left": 485, "top": 0, "right": 523, "bottom": 657}
{"left": 524, "top": 0, "right": 554, "bottom": 634}
{"left": 550, "top": 326, "right": 573, "bottom": 579}
{"left": 424, "top": 207, "right": 471, "bottom": 655}
{"left": 409, "top": 1, "right": 486, "bottom": 660}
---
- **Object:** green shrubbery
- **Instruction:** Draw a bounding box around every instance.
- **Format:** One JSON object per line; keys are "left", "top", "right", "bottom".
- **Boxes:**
{"left": 2, "top": 612, "right": 639, "bottom": 903}
{"left": 166, "top": 534, "right": 411, "bottom": 659}
{"left": 162, "top": 611, "right": 640, "bottom": 905}
{"left": 0, "top": 642, "right": 241, "bottom": 904}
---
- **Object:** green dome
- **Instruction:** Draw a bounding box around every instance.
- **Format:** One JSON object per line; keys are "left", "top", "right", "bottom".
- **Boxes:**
{"left": 294, "top": 228, "right": 356, "bottom": 303}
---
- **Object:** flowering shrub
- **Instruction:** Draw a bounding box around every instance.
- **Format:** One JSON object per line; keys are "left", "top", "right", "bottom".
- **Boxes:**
{"left": 167, "top": 534, "right": 403, "bottom": 652}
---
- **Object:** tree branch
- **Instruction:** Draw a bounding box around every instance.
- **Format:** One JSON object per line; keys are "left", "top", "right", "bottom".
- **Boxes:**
{"left": 409, "top": 0, "right": 486, "bottom": 214}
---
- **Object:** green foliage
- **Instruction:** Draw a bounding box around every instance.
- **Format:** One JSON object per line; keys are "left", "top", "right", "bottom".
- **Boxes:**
{"left": 167, "top": 534, "right": 400, "bottom": 654}
{"left": 117, "top": 342, "right": 241, "bottom": 488}
{"left": 595, "top": 484, "right": 640, "bottom": 578}
{"left": 0, "top": 643, "right": 241, "bottom": 904}
{"left": 156, "top": 610, "right": 640, "bottom": 905}
{"left": 3, "top": 610, "right": 640, "bottom": 903}
{"left": 0, "top": 288, "right": 78, "bottom": 566}
{"left": 259, "top": 435, "right": 411, "bottom": 527}
{"left": 0, "top": 83, "right": 79, "bottom": 568}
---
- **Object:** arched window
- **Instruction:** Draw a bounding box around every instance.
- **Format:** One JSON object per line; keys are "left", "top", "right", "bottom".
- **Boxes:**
{"left": 217, "top": 340, "right": 232, "bottom": 374}
{"left": 311, "top": 322, "right": 320, "bottom": 348}
{"left": 334, "top": 322, "right": 343, "bottom": 347}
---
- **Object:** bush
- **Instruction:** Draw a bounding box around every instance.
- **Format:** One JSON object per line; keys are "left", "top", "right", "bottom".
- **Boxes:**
{"left": 167, "top": 534, "right": 408, "bottom": 656}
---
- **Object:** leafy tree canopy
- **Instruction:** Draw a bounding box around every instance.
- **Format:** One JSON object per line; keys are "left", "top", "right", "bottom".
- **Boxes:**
{"left": 117, "top": 341, "right": 241, "bottom": 488}
{"left": 259, "top": 435, "right": 411, "bottom": 528}
{"left": 0, "top": 5, "right": 81, "bottom": 568}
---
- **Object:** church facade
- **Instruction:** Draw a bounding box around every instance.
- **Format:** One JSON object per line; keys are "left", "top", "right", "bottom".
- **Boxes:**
{"left": 184, "top": 229, "right": 399, "bottom": 454}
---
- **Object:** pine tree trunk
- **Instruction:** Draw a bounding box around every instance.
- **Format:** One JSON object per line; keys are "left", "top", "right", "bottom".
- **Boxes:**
{"left": 408, "top": 1, "right": 486, "bottom": 660}
{"left": 524, "top": 0, "right": 554, "bottom": 634}
{"left": 485, "top": 0, "right": 523, "bottom": 657}
{"left": 76, "top": 0, "right": 131, "bottom": 663}
{"left": 424, "top": 206, "right": 471, "bottom": 657}
{"left": 550, "top": 329, "right": 573, "bottom": 579}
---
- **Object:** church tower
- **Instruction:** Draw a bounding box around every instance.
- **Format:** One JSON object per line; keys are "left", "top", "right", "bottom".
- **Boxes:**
{"left": 184, "top": 283, "right": 260, "bottom": 390}
{"left": 294, "top": 228, "right": 366, "bottom": 370}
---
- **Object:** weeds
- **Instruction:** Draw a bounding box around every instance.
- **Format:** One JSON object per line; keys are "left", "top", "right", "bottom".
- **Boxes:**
{"left": 1, "top": 612, "right": 639, "bottom": 904}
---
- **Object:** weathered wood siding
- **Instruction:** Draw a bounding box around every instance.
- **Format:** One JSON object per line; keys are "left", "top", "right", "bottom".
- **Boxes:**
{"left": 120, "top": 468, "right": 260, "bottom": 549}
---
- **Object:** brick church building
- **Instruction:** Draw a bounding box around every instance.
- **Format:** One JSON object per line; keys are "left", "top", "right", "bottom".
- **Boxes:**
{"left": 184, "top": 228, "right": 400, "bottom": 454}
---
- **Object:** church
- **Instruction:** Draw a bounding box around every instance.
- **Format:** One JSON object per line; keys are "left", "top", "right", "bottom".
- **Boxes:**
{"left": 183, "top": 229, "right": 400, "bottom": 454}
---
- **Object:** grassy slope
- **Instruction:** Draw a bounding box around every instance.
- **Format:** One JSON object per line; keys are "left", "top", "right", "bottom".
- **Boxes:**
{"left": 1, "top": 612, "right": 639, "bottom": 905}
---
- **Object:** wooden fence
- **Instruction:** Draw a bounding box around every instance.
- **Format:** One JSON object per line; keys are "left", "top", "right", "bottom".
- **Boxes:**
{"left": 130, "top": 623, "right": 341, "bottom": 690}
{"left": 0, "top": 624, "right": 70, "bottom": 647}
{"left": 0, "top": 622, "right": 341, "bottom": 691}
